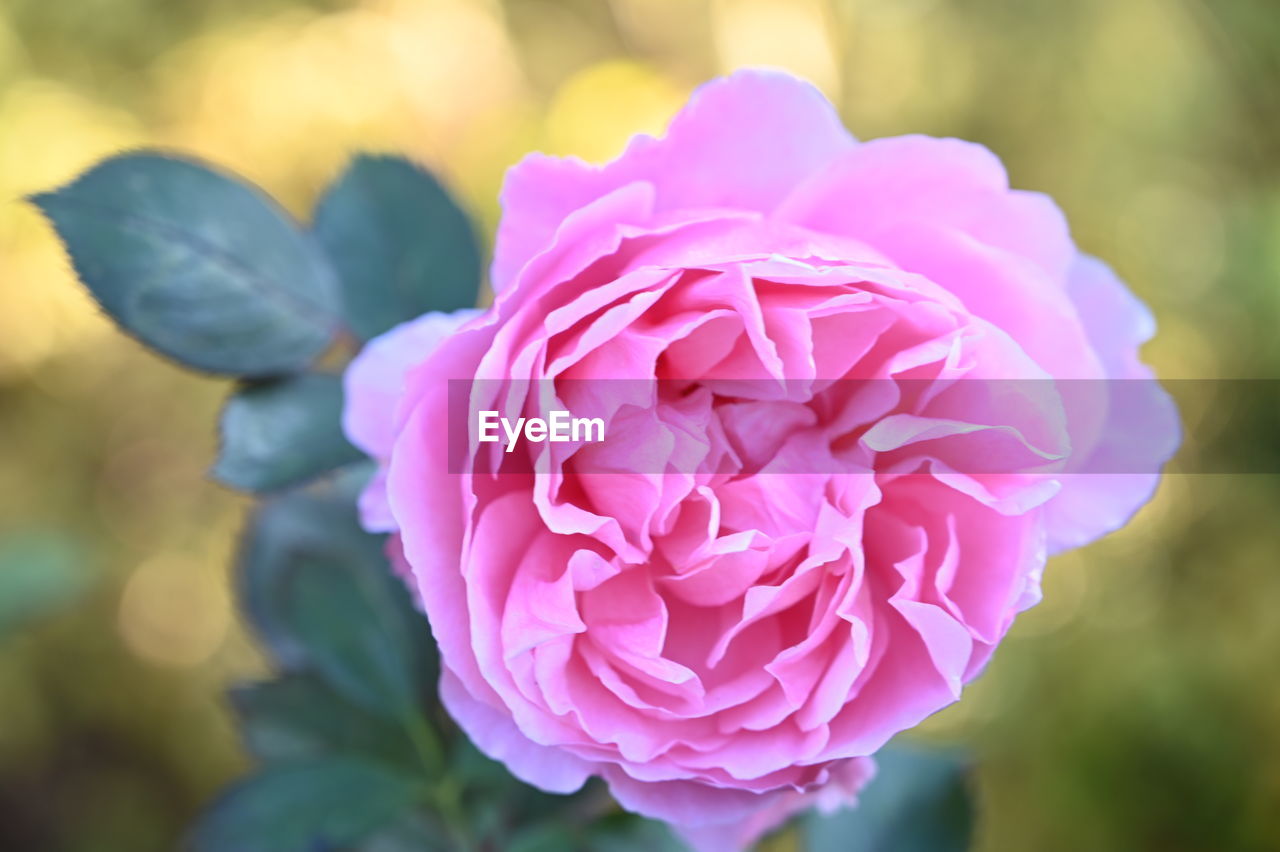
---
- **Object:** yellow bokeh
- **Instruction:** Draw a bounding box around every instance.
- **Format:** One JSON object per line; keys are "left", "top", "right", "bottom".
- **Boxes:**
{"left": 712, "top": 0, "right": 840, "bottom": 99}
{"left": 117, "top": 554, "right": 231, "bottom": 669}
{"left": 544, "top": 59, "right": 685, "bottom": 163}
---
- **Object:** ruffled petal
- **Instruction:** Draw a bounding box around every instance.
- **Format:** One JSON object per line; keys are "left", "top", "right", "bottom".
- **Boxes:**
{"left": 342, "top": 309, "right": 482, "bottom": 458}
{"left": 493, "top": 69, "right": 854, "bottom": 291}
{"left": 1045, "top": 256, "right": 1180, "bottom": 551}
{"left": 439, "top": 668, "right": 594, "bottom": 794}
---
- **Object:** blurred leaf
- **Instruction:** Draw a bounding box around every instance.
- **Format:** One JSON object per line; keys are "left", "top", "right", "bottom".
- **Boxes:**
{"left": 30, "top": 153, "right": 340, "bottom": 376}
{"left": 451, "top": 736, "right": 524, "bottom": 790}
{"left": 313, "top": 154, "right": 481, "bottom": 341}
{"left": 237, "top": 464, "right": 381, "bottom": 666}
{"left": 802, "top": 745, "right": 974, "bottom": 852}
{"left": 448, "top": 742, "right": 523, "bottom": 843}
{"left": 278, "top": 552, "right": 424, "bottom": 720}
{"left": 0, "top": 532, "right": 87, "bottom": 637}
{"left": 449, "top": 747, "right": 681, "bottom": 852}
{"left": 230, "top": 673, "right": 417, "bottom": 770}
{"left": 213, "top": 372, "right": 363, "bottom": 492}
{"left": 220, "top": 475, "right": 454, "bottom": 850}
{"left": 358, "top": 813, "right": 452, "bottom": 852}
{"left": 237, "top": 469, "right": 438, "bottom": 719}
{"left": 189, "top": 758, "right": 423, "bottom": 852}
{"left": 506, "top": 823, "right": 579, "bottom": 852}
{"left": 585, "top": 814, "right": 686, "bottom": 852}
{"left": 451, "top": 738, "right": 574, "bottom": 835}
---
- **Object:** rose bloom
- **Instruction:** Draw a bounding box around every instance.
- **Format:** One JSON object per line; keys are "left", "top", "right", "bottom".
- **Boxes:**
{"left": 343, "top": 70, "right": 1178, "bottom": 850}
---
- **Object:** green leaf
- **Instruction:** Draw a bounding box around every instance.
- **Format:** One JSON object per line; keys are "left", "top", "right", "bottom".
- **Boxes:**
{"left": 585, "top": 815, "right": 686, "bottom": 852}
{"left": 802, "top": 744, "right": 974, "bottom": 852}
{"left": 213, "top": 372, "right": 364, "bottom": 492}
{"left": 237, "top": 470, "right": 438, "bottom": 719}
{"left": 314, "top": 154, "right": 481, "bottom": 341}
{"left": 358, "top": 814, "right": 452, "bottom": 852}
{"left": 451, "top": 739, "right": 574, "bottom": 840}
{"left": 230, "top": 673, "right": 418, "bottom": 770}
{"left": 238, "top": 465, "right": 384, "bottom": 667}
{"left": 189, "top": 758, "right": 423, "bottom": 852}
{"left": 0, "top": 531, "right": 87, "bottom": 637}
{"left": 505, "top": 823, "right": 579, "bottom": 852}
{"left": 31, "top": 152, "right": 340, "bottom": 376}
{"left": 279, "top": 552, "right": 423, "bottom": 718}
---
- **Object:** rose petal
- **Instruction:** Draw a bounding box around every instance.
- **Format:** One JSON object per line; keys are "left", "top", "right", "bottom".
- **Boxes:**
{"left": 493, "top": 69, "right": 854, "bottom": 291}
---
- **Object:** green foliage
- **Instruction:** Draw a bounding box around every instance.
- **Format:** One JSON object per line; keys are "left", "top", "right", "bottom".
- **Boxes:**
{"left": 31, "top": 153, "right": 342, "bottom": 376}
{"left": 802, "top": 744, "right": 974, "bottom": 852}
{"left": 276, "top": 549, "right": 427, "bottom": 719}
{"left": 584, "top": 812, "right": 687, "bottom": 851}
{"left": 359, "top": 814, "right": 454, "bottom": 852}
{"left": 236, "top": 465, "right": 436, "bottom": 692}
{"left": 189, "top": 758, "right": 425, "bottom": 852}
{"left": 213, "top": 372, "right": 364, "bottom": 492}
{"left": 505, "top": 823, "right": 581, "bottom": 852}
{"left": 229, "top": 673, "right": 419, "bottom": 770}
{"left": 218, "top": 466, "right": 696, "bottom": 851}
{"left": 314, "top": 154, "right": 482, "bottom": 341}
{"left": 208, "top": 471, "right": 444, "bottom": 849}
{"left": 236, "top": 465, "right": 380, "bottom": 669}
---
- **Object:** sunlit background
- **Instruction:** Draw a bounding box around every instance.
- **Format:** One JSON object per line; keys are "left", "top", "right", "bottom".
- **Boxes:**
{"left": 2, "top": 0, "right": 1278, "bottom": 849}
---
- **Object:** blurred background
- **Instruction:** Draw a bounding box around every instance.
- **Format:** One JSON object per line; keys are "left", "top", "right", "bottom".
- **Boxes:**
{"left": 1, "top": 0, "right": 1278, "bottom": 849}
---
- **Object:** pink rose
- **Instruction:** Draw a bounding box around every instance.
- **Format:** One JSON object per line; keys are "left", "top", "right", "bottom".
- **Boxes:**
{"left": 342, "top": 70, "right": 1177, "bottom": 850}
